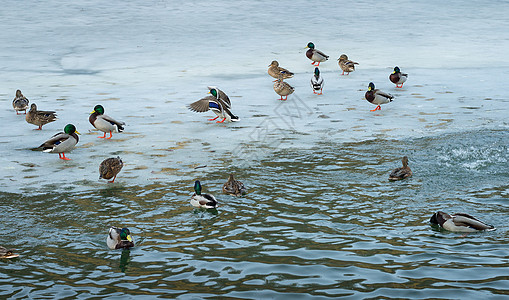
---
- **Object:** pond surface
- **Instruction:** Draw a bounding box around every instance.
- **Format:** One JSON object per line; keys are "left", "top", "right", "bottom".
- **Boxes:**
{"left": 1, "top": 0, "right": 508, "bottom": 298}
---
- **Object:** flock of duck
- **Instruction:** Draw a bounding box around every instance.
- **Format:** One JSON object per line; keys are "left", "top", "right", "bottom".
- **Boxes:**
{"left": 1, "top": 41, "right": 495, "bottom": 258}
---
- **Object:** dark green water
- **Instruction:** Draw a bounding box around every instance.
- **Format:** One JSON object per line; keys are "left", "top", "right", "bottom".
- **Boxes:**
{"left": 1, "top": 130, "right": 508, "bottom": 298}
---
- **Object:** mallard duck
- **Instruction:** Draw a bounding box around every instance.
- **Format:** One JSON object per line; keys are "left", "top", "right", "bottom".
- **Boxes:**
{"left": 208, "top": 86, "right": 231, "bottom": 108}
{"left": 188, "top": 87, "right": 239, "bottom": 123}
{"left": 337, "top": 54, "right": 359, "bottom": 75}
{"left": 389, "top": 156, "right": 412, "bottom": 181}
{"left": 12, "top": 89, "right": 29, "bottom": 115}
{"left": 190, "top": 180, "right": 218, "bottom": 209}
{"left": 365, "top": 82, "right": 394, "bottom": 111}
{"left": 430, "top": 211, "right": 496, "bottom": 232}
{"left": 39, "top": 124, "right": 80, "bottom": 160}
{"left": 305, "top": 42, "right": 329, "bottom": 66}
{"left": 89, "top": 105, "right": 125, "bottom": 139}
{"left": 268, "top": 60, "right": 294, "bottom": 80}
{"left": 99, "top": 156, "right": 124, "bottom": 183}
{"left": 273, "top": 75, "right": 295, "bottom": 100}
{"left": 0, "top": 246, "right": 19, "bottom": 259}
{"left": 310, "top": 67, "right": 324, "bottom": 95}
{"left": 389, "top": 66, "right": 408, "bottom": 88}
{"left": 107, "top": 227, "right": 134, "bottom": 250}
{"left": 25, "top": 103, "right": 57, "bottom": 130}
{"left": 223, "top": 174, "right": 247, "bottom": 196}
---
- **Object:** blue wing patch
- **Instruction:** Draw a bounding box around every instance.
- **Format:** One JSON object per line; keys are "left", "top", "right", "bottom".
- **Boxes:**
{"left": 209, "top": 102, "right": 220, "bottom": 109}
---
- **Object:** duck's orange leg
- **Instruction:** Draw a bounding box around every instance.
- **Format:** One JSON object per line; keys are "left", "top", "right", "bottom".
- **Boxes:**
{"left": 108, "top": 175, "right": 117, "bottom": 183}
{"left": 216, "top": 118, "right": 226, "bottom": 123}
{"left": 105, "top": 131, "right": 113, "bottom": 139}
{"left": 370, "top": 105, "right": 381, "bottom": 112}
{"left": 59, "top": 153, "right": 71, "bottom": 160}
{"left": 98, "top": 132, "right": 107, "bottom": 138}
{"left": 208, "top": 116, "right": 219, "bottom": 121}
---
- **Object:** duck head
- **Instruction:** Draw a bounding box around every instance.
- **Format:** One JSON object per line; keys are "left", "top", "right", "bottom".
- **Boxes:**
{"left": 64, "top": 124, "right": 80, "bottom": 135}
{"left": 91, "top": 104, "right": 105, "bottom": 115}
{"left": 194, "top": 180, "right": 202, "bottom": 195}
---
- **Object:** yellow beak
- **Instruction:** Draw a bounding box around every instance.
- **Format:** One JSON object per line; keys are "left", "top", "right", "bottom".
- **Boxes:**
{"left": 126, "top": 235, "right": 133, "bottom": 242}
{"left": 75, "top": 130, "right": 81, "bottom": 135}
{"left": 90, "top": 110, "right": 96, "bottom": 114}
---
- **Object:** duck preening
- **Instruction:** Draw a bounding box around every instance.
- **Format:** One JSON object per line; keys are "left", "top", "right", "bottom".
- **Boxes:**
{"left": 430, "top": 211, "right": 496, "bottom": 232}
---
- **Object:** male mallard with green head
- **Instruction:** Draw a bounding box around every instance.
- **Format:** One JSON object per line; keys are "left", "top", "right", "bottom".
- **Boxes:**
{"left": 365, "top": 82, "right": 394, "bottom": 111}
{"left": 39, "top": 124, "right": 80, "bottom": 160}
{"left": 223, "top": 174, "right": 247, "bottom": 196}
{"left": 305, "top": 42, "right": 329, "bottom": 66}
{"left": 0, "top": 246, "right": 19, "bottom": 259}
{"left": 310, "top": 67, "right": 324, "bottom": 95}
{"left": 389, "top": 156, "right": 412, "bottom": 181}
{"left": 107, "top": 227, "right": 134, "bottom": 250}
{"left": 89, "top": 105, "right": 125, "bottom": 139}
{"left": 268, "top": 60, "right": 294, "bottom": 80}
{"left": 191, "top": 180, "right": 218, "bottom": 209}
{"left": 12, "top": 89, "right": 29, "bottom": 115}
{"left": 430, "top": 211, "right": 495, "bottom": 232}
{"left": 389, "top": 66, "right": 408, "bottom": 88}
{"left": 99, "top": 156, "right": 124, "bottom": 183}
{"left": 26, "top": 103, "right": 58, "bottom": 130}
{"left": 273, "top": 75, "right": 295, "bottom": 100}
{"left": 337, "top": 54, "right": 359, "bottom": 75}
{"left": 188, "top": 87, "right": 239, "bottom": 123}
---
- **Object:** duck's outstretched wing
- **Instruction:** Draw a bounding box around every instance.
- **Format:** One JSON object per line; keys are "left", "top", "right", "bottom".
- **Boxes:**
{"left": 188, "top": 95, "right": 215, "bottom": 113}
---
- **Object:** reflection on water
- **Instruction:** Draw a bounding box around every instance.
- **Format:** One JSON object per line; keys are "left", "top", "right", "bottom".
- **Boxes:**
{"left": 0, "top": 130, "right": 507, "bottom": 298}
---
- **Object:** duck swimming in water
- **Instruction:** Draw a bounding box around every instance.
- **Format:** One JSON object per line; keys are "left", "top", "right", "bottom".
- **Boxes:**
{"left": 430, "top": 211, "right": 496, "bottom": 232}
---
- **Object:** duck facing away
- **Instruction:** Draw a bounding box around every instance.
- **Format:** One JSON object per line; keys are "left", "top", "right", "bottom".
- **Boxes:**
{"left": 305, "top": 42, "right": 329, "bottom": 66}
{"left": 12, "top": 89, "right": 29, "bottom": 115}
{"left": 0, "top": 246, "right": 19, "bottom": 259}
{"left": 191, "top": 180, "right": 218, "bottom": 209}
{"left": 89, "top": 105, "right": 125, "bottom": 139}
{"left": 430, "top": 211, "right": 496, "bottom": 232}
{"left": 338, "top": 54, "right": 359, "bottom": 75}
{"left": 273, "top": 76, "right": 295, "bottom": 100}
{"left": 188, "top": 87, "right": 239, "bottom": 123}
{"left": 268, "top": 60, "right": 294, "bottom": 80}
{"left": 99, "top": 156, "right": 124, "bottom": 183}
{"left": 107, "top": 227, "right": 135, "bottom": 250}
{"left": 365, "top": 82, "right": 394, "bottom": 111}
{"left": 26, "top": 103, "right": 58, "bottom": 130}
{"left": 310, "top": 67, "right": 324, "bottom": 95}
{"left": 389, "top": 156, "right": 412, "bottom": 181}
{"left": 389, "top": 66, "right": 408, "bottom": 88}
{"left": 39, "top": 124, "right": 80, "bottom": 160}
{"left": 223, "top": 174, "right": 247, "bottom": 196}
